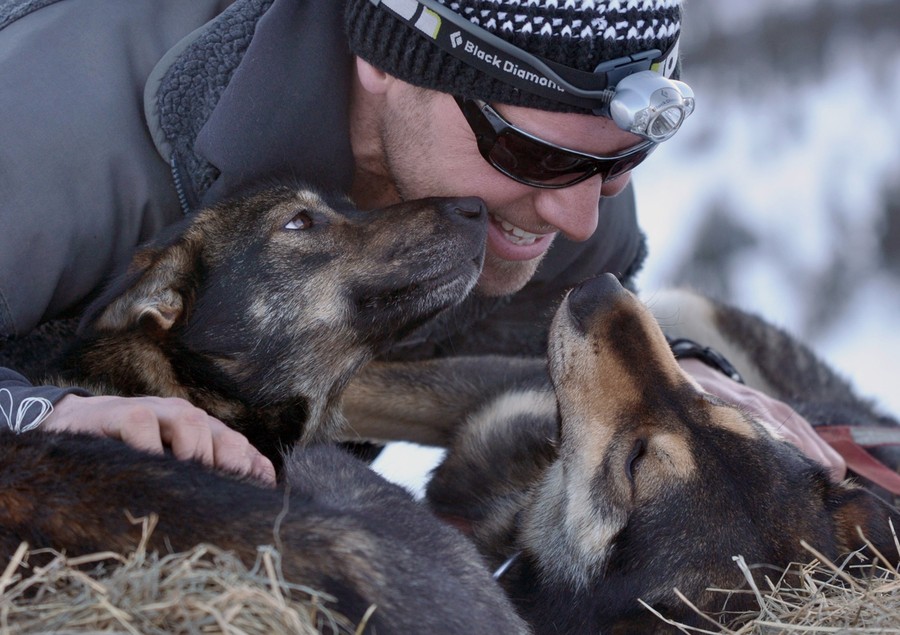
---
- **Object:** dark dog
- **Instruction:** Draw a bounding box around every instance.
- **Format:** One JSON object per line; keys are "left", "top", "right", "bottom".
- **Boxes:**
{"left": 0, "top": 429, "right": 529, "bottom": 634}
{"left": 345, "top": 274, "right": 900, "bottom": 633}
{"left": 39, "top": 183, "right": 487, "bottom": 466}
{"left": 0, "top": 185, "right": 530, "bottom": 632}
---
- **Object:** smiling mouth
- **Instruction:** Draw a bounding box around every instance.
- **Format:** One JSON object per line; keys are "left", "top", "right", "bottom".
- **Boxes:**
{"left": 490, "top": 213, "right": 548, "bottom": 246}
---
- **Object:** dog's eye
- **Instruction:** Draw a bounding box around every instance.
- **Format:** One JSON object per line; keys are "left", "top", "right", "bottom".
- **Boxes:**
{"left": 285, "top": 210, "right": 313, "bottom": 230}
{"left": 626, "top": 438, "right": 646, "bottom": 484}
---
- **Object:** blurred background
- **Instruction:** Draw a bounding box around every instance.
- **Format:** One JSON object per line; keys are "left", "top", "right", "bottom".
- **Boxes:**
{"left": 374, "top": 0, "right": 900, "bottom": 493}
{"left": 635, "top": 0, "right": 900, "bottom": 412}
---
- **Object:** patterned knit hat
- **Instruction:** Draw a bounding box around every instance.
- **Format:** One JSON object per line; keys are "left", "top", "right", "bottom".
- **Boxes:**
{"left": 344, "top": 0, "right": 683, "bottom": 114}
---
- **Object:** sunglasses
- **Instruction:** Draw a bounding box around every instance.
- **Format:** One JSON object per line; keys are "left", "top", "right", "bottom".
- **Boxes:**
{"left": 455, "top": 96, "right": 658, "bottom": 189}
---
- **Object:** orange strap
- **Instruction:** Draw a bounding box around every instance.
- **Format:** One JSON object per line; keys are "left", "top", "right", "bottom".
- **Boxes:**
{"left": 816, "top": 425, "right": 900, "bottom": 495}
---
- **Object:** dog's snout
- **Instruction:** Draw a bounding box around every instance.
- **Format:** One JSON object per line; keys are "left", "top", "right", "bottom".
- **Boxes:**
{"left": 567, "top": 273, "right": 627, "bottom": 333}
{"left": 440, "top": 197, "right": 486, "bottom": 221}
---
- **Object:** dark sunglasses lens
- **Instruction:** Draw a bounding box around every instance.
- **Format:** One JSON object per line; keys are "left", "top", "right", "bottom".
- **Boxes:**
{"left": 459, "top": 97, "right": 658, "bottom": 188}
{"left": 490, "top": 132, "right": 595, "bottom": 186}
{"left": 489, "top": 131, "right": 656, "bottom": 187}
{"left": 604, "top": 144, "right": 656, "bottom": 180}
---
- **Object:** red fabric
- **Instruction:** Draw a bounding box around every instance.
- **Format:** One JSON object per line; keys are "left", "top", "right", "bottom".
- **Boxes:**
{"left": 816, "top": 426, "right": 900, "bottom": 495}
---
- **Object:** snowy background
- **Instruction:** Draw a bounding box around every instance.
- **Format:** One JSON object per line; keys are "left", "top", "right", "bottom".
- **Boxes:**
{"left": 374, "top": 0, "right": 900, "bottom": 494}
{"left": 635, "top": 0, "right": 900, "bottom": 413}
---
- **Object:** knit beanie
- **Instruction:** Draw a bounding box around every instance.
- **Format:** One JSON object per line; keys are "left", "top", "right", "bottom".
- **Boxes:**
{"left": 344, "top": 0, "right": 683, "bottom": 114}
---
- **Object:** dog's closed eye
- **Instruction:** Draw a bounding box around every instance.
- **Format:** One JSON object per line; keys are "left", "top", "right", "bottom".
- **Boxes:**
{"left": 285, "top": 210, "right": 313, "bottom": 230}
{"left": 626, "top": 438, "right": 646, "bottom": 484}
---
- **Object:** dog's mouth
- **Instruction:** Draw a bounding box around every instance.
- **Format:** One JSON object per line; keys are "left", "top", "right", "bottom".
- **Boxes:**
{"left": 352, "top": 259, "right": 482, "bottom": 345}
{"left": 417, "top": 257, "right": 483, "bottom": 301}
{"left": 361, "top": 260, "right": 479, "bottom": 306}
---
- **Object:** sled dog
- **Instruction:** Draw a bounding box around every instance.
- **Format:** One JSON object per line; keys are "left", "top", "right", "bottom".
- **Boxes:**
{"left": 0, "top": 184, "right": 530, "bottom": 633}
{"left": 20, "top": 183, "right": 487, "bottom": 465}
{"left": 343, "top": 274, "right": 900, "bottom": 633}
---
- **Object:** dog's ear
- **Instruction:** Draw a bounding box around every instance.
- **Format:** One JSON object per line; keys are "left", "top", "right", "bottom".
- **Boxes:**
{"left": 828, "top": 483, "right": 900, "bottom": 565}
{"left": 79, "top": 230, "right": 201, "bottom": 335}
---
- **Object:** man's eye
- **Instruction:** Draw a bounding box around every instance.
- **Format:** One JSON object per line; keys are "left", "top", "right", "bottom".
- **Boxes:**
{"left": 285, "top": 210, "right": 313, "bottom": 230}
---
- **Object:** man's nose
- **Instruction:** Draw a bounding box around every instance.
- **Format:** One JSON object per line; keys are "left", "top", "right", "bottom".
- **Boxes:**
{"left": 531, "top": 175, "right": 611, "bottom": 242}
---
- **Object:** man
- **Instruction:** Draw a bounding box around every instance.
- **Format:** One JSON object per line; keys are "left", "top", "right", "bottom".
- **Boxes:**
{"left": 0, "top": 0, "right": 844, "bottom": 480}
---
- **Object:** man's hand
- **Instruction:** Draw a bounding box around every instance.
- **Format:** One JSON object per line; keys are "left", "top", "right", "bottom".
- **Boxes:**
{"left": 679, "top": 358, "right": 847, "bottom": 482}
{"left": 43, "top": 394, "right": 276, "bottom": 485}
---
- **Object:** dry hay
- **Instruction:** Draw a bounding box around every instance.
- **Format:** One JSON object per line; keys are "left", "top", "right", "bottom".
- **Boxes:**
{"left": 0, "top": 515, "right": 364, "bottom": 635}
{"left": 4, "top": 518, "right": 900, "bottom": 635}
{"left": 648, "top": 525, "right": 900, "bottom": 634}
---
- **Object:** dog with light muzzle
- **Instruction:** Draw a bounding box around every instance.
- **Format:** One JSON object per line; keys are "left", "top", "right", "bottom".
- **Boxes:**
{"left": 345, "top": 273, "right": 900, "bottom": 634}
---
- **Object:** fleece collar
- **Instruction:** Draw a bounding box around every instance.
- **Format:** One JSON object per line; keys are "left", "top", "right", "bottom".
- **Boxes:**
{"left": 144, "top": 0, "right": 355, "bottom": 212}
{"left": 0, "top": 0, "right": 64, "bottom": 30}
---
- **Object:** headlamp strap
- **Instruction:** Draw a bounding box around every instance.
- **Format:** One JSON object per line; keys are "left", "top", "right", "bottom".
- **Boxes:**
{"left": 369, "top": 0, "right": 680, "bottom": 110}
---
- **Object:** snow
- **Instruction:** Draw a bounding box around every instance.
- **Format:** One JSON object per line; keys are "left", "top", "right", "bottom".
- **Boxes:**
{"left": 635, "top": 23, "right": 900, "bottom": 414}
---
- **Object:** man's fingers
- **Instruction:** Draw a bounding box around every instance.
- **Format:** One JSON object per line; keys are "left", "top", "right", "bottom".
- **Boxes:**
{"left": 786, "top": 413, "right": 847, "bottom": 482}
{"left": 153, "top": 398, "right": 217, "bottom": 465}
{"left": 141, "top": 397, "right": 276, "bottom": 484}
{"left": 824, "top": 445, "right": 848, "bottom": 482}
{"left": 45, "top": 395, "right": 166, "bottom": 456}
{"left": 206, "top": 418, "right": 277, "bottom": 485}
{"left": 105, "top": 403, "right": 166, "bottom": 456}
{"left": 251, "top": 452, "right": 278, "bottom": 485}
{"left": 42, "top": 394, "right": 275, "bottom": 484}
{"left": 153, "top": 401, "right": 277, "bottom": 485}
{"left": 751, "top": 399, "right": 847, "bottom": 481}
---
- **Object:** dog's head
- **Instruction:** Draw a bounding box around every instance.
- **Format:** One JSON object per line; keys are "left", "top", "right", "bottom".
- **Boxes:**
{"left": 519, "top": 273, "right": 899, "bottom": 632}
{"left": 75, "top": 184, "right": 486, "bottom": 447}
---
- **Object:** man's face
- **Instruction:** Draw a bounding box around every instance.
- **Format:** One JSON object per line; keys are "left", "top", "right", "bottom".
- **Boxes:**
{"left": 379, "top": 83, "right": 644, "bottom": 296}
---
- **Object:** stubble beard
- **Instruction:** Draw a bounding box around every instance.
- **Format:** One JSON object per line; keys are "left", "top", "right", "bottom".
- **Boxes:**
{"left": 475, "top": 249, "right": 545, "bottom": 297}
{"left": 379, "top": 89, "right": 547, "bottom": 299}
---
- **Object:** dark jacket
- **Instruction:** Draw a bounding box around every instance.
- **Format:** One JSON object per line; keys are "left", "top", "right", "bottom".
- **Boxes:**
{"left": 0, "top": 0, "right": 646, "bottom": 426}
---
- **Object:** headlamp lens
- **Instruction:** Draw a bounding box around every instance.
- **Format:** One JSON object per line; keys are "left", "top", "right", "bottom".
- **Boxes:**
{"left": 649, "top": 106, "right": 685, "bottom": 140}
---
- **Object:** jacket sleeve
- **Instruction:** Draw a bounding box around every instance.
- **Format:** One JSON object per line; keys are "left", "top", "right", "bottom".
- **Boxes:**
{"left": 0, "top": 1, "right": 225, "bottom": 336}
{"left": 0, "top": 367, "right": 90, "bottom": 433}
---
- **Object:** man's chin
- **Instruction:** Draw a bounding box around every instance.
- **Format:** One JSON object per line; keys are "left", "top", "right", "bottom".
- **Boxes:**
{"left": 475, "top": 251, "right": 544, "bottom": 297}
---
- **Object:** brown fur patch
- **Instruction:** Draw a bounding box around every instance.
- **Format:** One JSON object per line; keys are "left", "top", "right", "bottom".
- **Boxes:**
{"left": 706, "top": 401, "right": 761, "bottom": 439}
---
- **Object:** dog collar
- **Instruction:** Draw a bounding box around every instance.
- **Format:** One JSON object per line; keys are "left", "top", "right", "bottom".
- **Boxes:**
{"left": 668, "top": 337, "right": 744, "bottom": 384}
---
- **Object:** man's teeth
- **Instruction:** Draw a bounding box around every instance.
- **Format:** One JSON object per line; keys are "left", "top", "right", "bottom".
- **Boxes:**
{"left": 492, "top": 214, "right": 541, "bottom": 246}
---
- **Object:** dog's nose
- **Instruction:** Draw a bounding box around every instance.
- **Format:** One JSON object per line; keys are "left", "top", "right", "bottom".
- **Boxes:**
{"left": 440, "top": 197, "right": 486, "bottom": 221}
{"left": 567, "top": 273, "right": 627, "bottom": 333}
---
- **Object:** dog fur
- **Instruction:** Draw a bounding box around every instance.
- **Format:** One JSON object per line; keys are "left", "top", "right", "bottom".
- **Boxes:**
{"left": 345, "top": 274, "right": 900, "bottom": 633}
{"left": 38, "top": 183, "right": 488, "bottom": 466}
{"left": 650, "top": 286, "right": 900, "bottom": 501}
{"left": 0, "top": 429, "right": 529, "bottom": 633}
{"left": 0, "top": 184, "right": 532, "bottom": 632}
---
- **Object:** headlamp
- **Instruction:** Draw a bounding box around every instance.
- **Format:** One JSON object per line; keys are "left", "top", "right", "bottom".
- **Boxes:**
{"left": 609, "top": 71, "right": 695, "bottom": 143}
{"left": 369, "top": 0, "right": 696, "bottom": 143}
